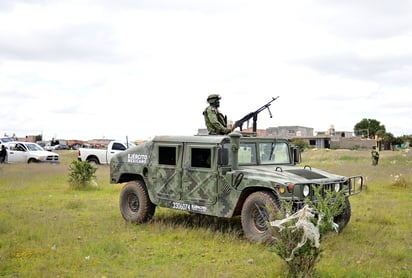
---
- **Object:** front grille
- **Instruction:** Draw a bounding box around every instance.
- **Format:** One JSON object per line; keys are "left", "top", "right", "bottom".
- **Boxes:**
{"left": 310, "top": 183, "right": 341, "bottom": 198}
{"left": 291, "top": 176, "right": 363, "bottom": 206}
{"left": 46, "top": 156, "right": 59, "bottom": 161}
{"left": 322, "top": 183, "right": 338, "bottom": 192}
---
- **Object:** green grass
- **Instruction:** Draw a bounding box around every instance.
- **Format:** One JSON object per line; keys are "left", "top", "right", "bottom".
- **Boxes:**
{"left": 1, "top": 149, "right": 412, "bottom": 277}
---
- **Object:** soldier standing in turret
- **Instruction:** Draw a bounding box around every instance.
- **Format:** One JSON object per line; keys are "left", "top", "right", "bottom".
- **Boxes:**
{"left": 203, "top": 94, "right": 232, "bottom": 135}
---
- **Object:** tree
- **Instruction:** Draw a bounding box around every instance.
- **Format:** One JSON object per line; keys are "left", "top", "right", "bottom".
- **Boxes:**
{"left": 291, "top": 138, "right": 308, "bottom": 152}
{"left": 392, "top": 136, "right": 404, "bottom": 147}
{"left": 354, "top": 118, "right": 385, "bottom": 138}
{"left": 400, "top": 135, "right": 412, "bottom": 147}
{"left": 381, "top": 132, "right": 395, "bottom": 144}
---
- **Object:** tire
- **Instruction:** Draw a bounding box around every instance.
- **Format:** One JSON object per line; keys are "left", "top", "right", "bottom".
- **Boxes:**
{"left": 87, "top": 157, "right": 99, "bottom": 165}
{"left": 241, "top": 191, "right": 279, "bottom": 243}
{"left": 334, "top": 197, "right": 351, "bottom": 232}
{"left": 119, "top": 180, "right": 156, "bottom": 224}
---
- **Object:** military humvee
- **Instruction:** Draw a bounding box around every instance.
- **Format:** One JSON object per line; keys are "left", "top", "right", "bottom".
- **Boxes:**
{"left": 110, "top": 132, "right": 363, "bottom": 242}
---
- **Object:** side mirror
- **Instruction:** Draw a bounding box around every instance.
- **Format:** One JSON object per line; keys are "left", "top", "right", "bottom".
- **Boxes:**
{"left": 292, "top": 147, "right": 301, "bottom": 164}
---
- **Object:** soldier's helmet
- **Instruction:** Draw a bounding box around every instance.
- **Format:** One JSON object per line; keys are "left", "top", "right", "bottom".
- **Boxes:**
{"left": 207, "top": 94, "right": 221, "bottom": 105}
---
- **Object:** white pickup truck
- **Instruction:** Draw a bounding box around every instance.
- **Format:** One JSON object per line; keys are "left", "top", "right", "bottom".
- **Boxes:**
{"left": 4, "top": 141, "right": 60, "bottom": 163}
{"left": 77, "top": 141, "right": 135, "bottom": 165}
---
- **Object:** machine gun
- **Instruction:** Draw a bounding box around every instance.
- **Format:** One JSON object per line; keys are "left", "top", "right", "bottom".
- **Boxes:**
{"left": 232, "top": 96, "right": 279, "bottom": 133}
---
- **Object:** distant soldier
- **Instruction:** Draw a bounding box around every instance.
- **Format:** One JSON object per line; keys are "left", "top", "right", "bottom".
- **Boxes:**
{"left": 203, "top": 94, "right": 231, "bottom": 135}
{"left": 371, "top": 146, "right": 379, "bottom": 166}
{"left": 0, "top": 145, "right": 6, "bottom": 163}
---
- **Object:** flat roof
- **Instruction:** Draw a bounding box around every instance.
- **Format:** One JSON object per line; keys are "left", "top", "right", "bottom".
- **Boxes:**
{"left": 152, "top": 134, "right": 289, "bottom": 144}
{"left": 153, "top": 135, "right": 229, "bottom": 144}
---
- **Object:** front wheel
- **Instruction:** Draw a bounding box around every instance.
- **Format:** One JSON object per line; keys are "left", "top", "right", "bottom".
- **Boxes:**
{"left": 241, "top": 191, "right": 279, "bottom": 243}
{"left": 334, "top": 197, "right": 351, "bottom": 232}
{"left": 119, "top": 180, "right": 156, "bottom": 224}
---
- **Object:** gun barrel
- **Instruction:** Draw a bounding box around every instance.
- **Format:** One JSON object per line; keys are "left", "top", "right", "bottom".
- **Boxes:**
{"left": 233, "top": 96, "right": 279, "bottom": 132}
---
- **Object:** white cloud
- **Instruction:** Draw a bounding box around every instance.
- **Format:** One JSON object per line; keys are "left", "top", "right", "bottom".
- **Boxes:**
{"left": 1, "top": 0, "right": 412, "bottom": 141}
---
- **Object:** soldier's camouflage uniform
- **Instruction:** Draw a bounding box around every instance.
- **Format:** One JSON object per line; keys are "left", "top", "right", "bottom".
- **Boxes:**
{"left": 203, "top": 94, "right": 231, "bottom": 135}
{"left": 371, "top": 147, "right": 379, "bottom": 166}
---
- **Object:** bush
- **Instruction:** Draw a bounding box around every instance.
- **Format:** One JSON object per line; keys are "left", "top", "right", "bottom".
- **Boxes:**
{"left": 291, "top": 138, "right": 308, "bottom": 152}
{"left": 68, "top": 160, "right": 97, "bottom": 190}
{"left": 391, "top": 174, "right": 408, "bottom": 188}
{"left": 269, "top": 187, "right": 346, "bottom": 277}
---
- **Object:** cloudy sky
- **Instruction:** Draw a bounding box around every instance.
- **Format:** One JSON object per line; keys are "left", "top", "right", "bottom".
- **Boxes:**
{"left": 1, "top": 0, "right": 411, "bottom": 141}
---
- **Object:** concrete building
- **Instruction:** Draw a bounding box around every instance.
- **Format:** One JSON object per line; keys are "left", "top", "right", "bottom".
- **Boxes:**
{"left": 266, "top": 126, "right": 314, "bottom": 138}
{"left": 316, "top": 125, "right": 355, "bottom": 138}
{"left": 266, "top": 125, "right": 374, "bottom": 149}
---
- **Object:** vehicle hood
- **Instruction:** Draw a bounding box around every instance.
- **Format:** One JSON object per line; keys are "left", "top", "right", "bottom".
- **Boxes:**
{"left": 236, "top": 164, "right": 346, "bottom": 184}
{"left": 32, "top": 150, "right": 59, "bottom": 157}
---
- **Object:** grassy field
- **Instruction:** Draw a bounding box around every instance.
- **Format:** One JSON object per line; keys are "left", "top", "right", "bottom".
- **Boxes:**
{"left": 0, "top": 149, "right": 411, "bottom": 277}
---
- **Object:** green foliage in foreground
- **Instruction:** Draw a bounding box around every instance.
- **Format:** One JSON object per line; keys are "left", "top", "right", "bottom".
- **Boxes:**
{"left": 269, "top": 187, "right": 345, "bottom": 277}
{"left": 270, "top": 188, "right": 346, "bottom": 277}
{"left": 0, "top": 150, "right": 412, "bottom": 277}
{"left": 270, "top": 203, "right": 323, "bottom": 277}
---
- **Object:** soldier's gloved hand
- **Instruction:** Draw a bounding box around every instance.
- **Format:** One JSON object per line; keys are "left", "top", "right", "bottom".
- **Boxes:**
{"left": 224, "top": 128, "right": 232, "bottom": 134}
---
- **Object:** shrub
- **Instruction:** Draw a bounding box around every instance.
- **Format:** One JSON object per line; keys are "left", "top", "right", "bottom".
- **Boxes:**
{"left": 291, "top": 138, "right": 308, "bottom": 152}
{"left": 269, "top": 187, "right": 346, "bottom": 277}
{"left": 68, "top": 160, "right": 97, "bottom": 190}
{"left": 391, "top": 174, "right": 408, "bottom": 188}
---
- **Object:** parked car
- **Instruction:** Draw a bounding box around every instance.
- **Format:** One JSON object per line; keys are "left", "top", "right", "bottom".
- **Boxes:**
{"left": 0, "top": 137, "right": 15, "bottom": 146}
{"left": 77, "top": 141, "right": 134, "bottom": 164}
{"left": 44, "top": 143, "right": 57, "bottom": 151}
{"left": 4, "top": 142, "right": 59, "bottom": 163}
{"left": 44, "top": 144, "right": 53, "bottom": 151}
{"left": 53, "top": 144, "right": 70, "bottom": 150}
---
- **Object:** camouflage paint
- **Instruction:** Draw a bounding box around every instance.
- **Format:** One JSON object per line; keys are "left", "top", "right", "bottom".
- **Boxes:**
{"left": 110, "top": 133, "right": 363, "bottom": 218}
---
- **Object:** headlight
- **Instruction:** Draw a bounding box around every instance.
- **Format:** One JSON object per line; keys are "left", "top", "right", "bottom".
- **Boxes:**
{"left": 303, "top": 185, "right": 310, "bottom": 197}
{"left": 334, "top": 183, "right": 341, "bottom": 192}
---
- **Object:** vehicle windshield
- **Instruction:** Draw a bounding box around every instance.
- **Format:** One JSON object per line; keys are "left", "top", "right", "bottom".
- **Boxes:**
{"left": 127, "top": 142, "right": 136, "bottom": 148}
{"left": 222, "top": 141, "right": 291, "bottom": 165}
{"left": 259, "top": 142, "right": 290, "bottom": 164}
{"left": 1, "top": 137, "right": 14, "bottom": 143}
{"left": 26, "top": 143, "right": 45, "bottom": 151}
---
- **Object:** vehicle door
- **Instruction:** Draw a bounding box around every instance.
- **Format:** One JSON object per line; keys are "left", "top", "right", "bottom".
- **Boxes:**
{"left": 6, "top": 143, "right": 28, "bottom": 163}
{"left": 149, "top": 143, "right": 183, "bottom": 201}
{"left": 181, "top": 144, "right": 218, "bottom": 205}
{"left": 106, "top": 142, "right": 126, "bottom": 163}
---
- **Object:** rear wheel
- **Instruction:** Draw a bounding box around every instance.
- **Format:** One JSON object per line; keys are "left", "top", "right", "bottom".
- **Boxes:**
{"left": 87, "top": 157, "right": 99, "bottom": 165}
{"left": 241, "top": 191, "right": 279, "bottom": 243}
{"left": 119, "top": 180, "right": 156, "bottom": 224}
